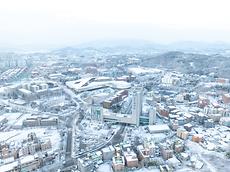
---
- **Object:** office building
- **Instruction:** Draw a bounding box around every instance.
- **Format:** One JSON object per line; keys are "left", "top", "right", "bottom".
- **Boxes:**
{"left": 149, "top": 107, "right": 157, "bottom": 125}
{"left": 132, "top": 87, "right": 143, "bottom": 126}
{"left": 91, "top": 105, "right": 103, "bottom": 121}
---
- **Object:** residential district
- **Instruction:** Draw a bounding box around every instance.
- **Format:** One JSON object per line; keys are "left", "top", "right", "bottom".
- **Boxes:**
{"left": 0, "top": 49, "right": 229, "bottom": 172}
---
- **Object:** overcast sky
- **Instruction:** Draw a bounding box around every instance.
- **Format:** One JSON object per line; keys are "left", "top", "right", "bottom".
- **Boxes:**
{"left": 0, "top": 0, "right": 230, "bottom": 51}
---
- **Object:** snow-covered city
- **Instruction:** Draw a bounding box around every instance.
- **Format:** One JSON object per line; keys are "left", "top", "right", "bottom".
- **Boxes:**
{"left": 0, "top": 0, "right": 230, "bottom": 172}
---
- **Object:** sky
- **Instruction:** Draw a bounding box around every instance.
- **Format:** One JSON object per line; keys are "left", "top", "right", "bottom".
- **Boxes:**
{"left": 0, "top": 0, "right": 230, "bottom": 51}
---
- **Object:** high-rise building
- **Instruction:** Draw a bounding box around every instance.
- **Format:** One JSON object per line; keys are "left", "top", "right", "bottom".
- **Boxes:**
{"left": 91, "top": 105, "right": 103, "bottom": 121}
{"left": 132, "top": 87, "right": 143, "bottom": 126}
{"left": 149, "top": 107, "right": 156, "bottom": 125}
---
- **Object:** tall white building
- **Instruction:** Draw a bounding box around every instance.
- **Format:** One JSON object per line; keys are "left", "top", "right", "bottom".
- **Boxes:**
{"left": 149, "top": 107, "right": 157, "bottom": 125}
{"left": 132, "top": 87, "right": 143, "bottom": 126}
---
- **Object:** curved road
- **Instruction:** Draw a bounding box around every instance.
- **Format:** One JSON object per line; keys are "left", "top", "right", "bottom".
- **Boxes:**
{"left": 61, "top": 84, "right": 127, "bottom": 171}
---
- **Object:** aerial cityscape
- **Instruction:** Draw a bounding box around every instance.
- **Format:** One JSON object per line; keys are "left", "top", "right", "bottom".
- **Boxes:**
{"left": 0, "top": 45, "right": 230, "bottom": 172}
{"left": 0, "top": 0, "right": 230, "bottom": 172}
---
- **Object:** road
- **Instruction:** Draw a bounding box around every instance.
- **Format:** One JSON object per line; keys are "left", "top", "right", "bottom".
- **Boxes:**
{"left": 60, "top": 85, "right": 80, "bottom": 108}
{"left": 60, "top": 84, "right": 94, "bottom": 168}
{"left": 72, "top": 100, "right": 130, "bottom": 159}
{"left": 61, "top": 84, "right": 127, "bottom": 171}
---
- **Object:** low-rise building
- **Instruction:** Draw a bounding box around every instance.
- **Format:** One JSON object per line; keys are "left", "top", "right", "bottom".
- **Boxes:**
{"left": 160, "top": 143, "right": 173, "bottom": 160}
{"left": 184, "top": 123, "right": 193, "bottom": 132}
{"left": 0, "top": 161, "right": 19, "bottom": 172}
{"left": 222, "top": 93, "right": 230, "bottom": 104}
{"left": 40, "top": 139, "right": 52, "bottom": 151}
{"left": 220, "top": 117, "right": 230, "bottom": 127}
{"left": 101, "top": 146, "right": 115, "bottom": 161}
{"left": 137, "top": 145, "right": 150, "bottom": 166}
{"left": 173, "top": 140, "right": 184, "bottom": 153}
{"left": 177, "top": 128, "right": 189, "bottom": 140}
{"left": 112, "top": 154, "right": 125, "bottom": 172}
{"left": 77, "top": 157, "right": 94, "bottom": 172}
{"left": 192, "top": 134, "right": 203, "bottom": 143}
{"left": 23, "top": 117, "right": 58, "bottom": 127}
{"left": 204, "top": 119, "right": 214, "bottom": 128}
{"left": 148, "top": 124, "right": 170, "bottom": 134}
{"left": 20, "top": 155, "right": 41, "bottom": 172}
{"left": 123, "top": 149, "right": 139, "bottom": 168}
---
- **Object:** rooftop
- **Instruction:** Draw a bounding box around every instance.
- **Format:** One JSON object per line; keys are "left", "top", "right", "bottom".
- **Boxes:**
{"left": 0, "top": 161, "right": 18, "bottom": 172}
{"left": 148, "top": 124, "right": 170, "bottom": 133}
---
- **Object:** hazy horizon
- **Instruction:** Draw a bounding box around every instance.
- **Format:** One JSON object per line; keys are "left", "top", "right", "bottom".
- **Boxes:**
{"left": 1, "top": 0, "right": 230, "bottom": 51}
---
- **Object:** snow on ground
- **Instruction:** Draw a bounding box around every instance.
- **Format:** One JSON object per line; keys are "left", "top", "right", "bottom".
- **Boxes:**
{"left": 97, "top": 163, "right": 113, "bottom": 172}
{"left": 175, "top": 168, "right": 194, "bottom": 172}
{"left": 132, "top": 168, "right": 160, "bottom": 172}
{"left": 125, "top": 126, "right": 167, "bottom": 143}
{"left": 0, "top": 113, "right": 22, "bottom": 125}
{"left": 13, "top": 113, "right": 32, "bottom": 127}
{"left": 128, "top": 67, "right": 161, "bottom": 75}
{"left": 0, "top": 128, "right": 61, "bottom": 151}
{"left": 186, "top": 140, "right": 230, "bottom": 172}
